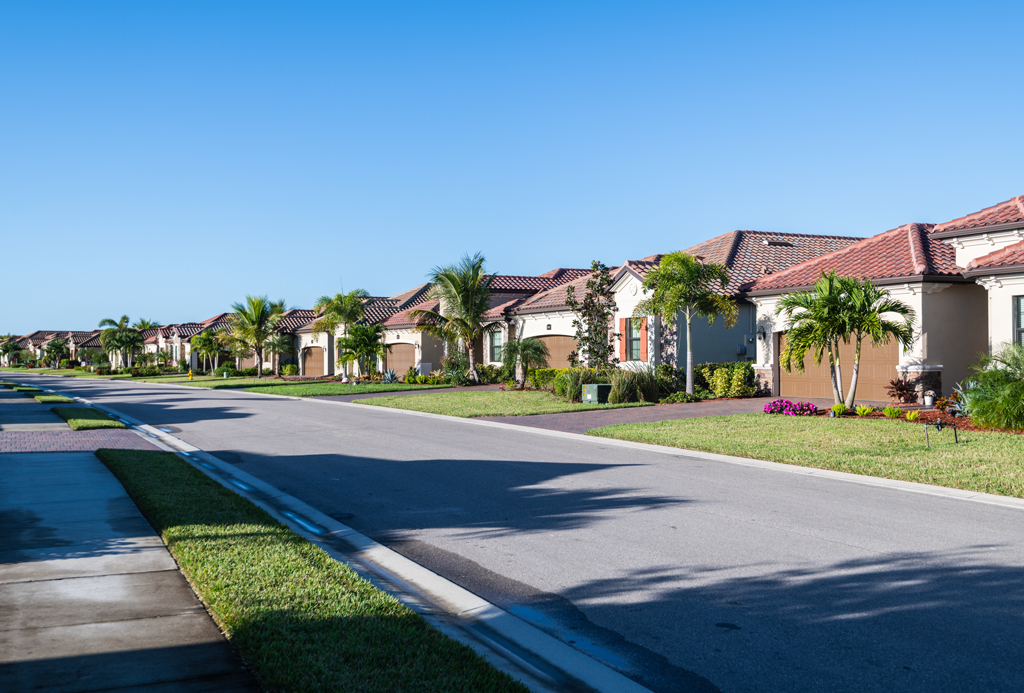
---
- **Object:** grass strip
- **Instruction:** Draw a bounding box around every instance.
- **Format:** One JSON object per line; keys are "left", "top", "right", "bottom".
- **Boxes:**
{"left": 12, "top": 386, "right": 42, "bottom": 393}
{"left": 244, "top": 382, "right": 452, "bottom": 397}
{"left": 589, "top": 413, "right": 1024, "bottom": 498}
{"left": 50, "top": 406, "right": 126, "bottom": 430}
{"left": 359, "top": 390, "right": 653, "bottom": 417}
{"left": 94, "top": 449, "right": 529, "bottom": 692}
{"left": 35, "top": 395, "right": 77, "bottom": 404}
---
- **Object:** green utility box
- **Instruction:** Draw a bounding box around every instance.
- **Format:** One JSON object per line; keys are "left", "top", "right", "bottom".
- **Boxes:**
{"left": 582, "top": 383, "right": 612, "bottom": 404}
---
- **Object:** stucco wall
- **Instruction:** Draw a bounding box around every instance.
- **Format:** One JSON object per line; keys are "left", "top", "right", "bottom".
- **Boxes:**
{"left": 675, "top": 302, "right": 756, "bottom": 367}
{"left": 976, "top": 274, "right": 1024, "bottom": 353}
{"left": 383, "top": 328, "right": 444, "bottom": 374}
{"left": 916, "top": 283, "right": 988, "bottom": 392}
{"left": 941, "top": 228, "right": 1024, "bottom": 268}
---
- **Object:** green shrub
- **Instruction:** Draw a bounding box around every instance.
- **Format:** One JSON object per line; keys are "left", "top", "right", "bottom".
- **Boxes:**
{"left": 529, "top": 368, "right": 567, "bottom": 390}
{"left": 710, "top": 367, "right": 732, "bottom": 398}
{"left": 554, "top": 368, "right": 603, "bottom": 402}
{"left": 655, "top": 364, "right": 683, "bottom": 395}
{"left": 476, "top": 364, "right": 502, "bottom": 384}
{"left": 660, "top": 391, "right": 702, "bottom": 404}
{"left": 855, "top": 405, "right": 874, "bottom": 416}
{"left": 416, "top": 375, "right": 427, "bottom": 384}
{"left": 608, "top": 366, "right": 660, "bottom": 404}
{"left": 831, "top": 403, "right": 848, "bottom": 416}
{"left": 214, "top": 364, "right": 238, "bottom": 377}
{"left": 281, "top": 364, "right": 299, "bottom": 376}
{"left": 964, "top": 343, "right": 1024, "bottom": 430}
{"left": 882, "top": 406, "right": 902, "bottom": 419}
{"left": 729, "top": 364, "right": 757, "bottom": 398}
{"left": 238, "top": 367, "right": 259, "bottom": 377}
{"left": 906, "top": 410, "right": 921, "bottom": 422}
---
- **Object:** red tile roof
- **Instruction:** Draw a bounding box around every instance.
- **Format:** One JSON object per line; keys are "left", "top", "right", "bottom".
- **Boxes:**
{"left": 512, "top": 266, "right": 622, "bottom": 314}
{"left": 684, "top": 230, "right": 862, "bottom": 290}
{"left": 275, "top": 309, "right": 317, "bottom": 332}
{"left": 932, "top": 195, "right": 1024, "bottom": 235}
{"left": 746, "top": 223, "right": 962, "bottom": 293}
{"left": 483, "top": 298, "right": 525, "bottom": 321}
{"left": 537, "top": 268, "right": 592, "bottom": 282}
{"left": 964, "top": 239, "right": 1024, "bottom": 275}
{"left": 384, "top": 299, "right": 440, "bottom": 328}
{"left": 389, "top": 284, "right": 432, "bottom": 308}
{"left": 201, "top": 313, "right": 230, "bottom": 326}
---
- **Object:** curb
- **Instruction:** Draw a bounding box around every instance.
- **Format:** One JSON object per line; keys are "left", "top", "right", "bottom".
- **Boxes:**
{"left": 50, "top": 387, "right": 651, "bottom": 693}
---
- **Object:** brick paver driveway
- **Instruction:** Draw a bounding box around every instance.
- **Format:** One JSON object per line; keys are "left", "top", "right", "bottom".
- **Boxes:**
{"left": 0, "top": 430, "right": 161, "bottom": 453}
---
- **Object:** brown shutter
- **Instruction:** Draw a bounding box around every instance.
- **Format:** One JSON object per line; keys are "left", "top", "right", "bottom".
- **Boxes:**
{"left": 640, "top": 319, "right": 648, "bottom": 362}
{"left": 619, "top": 318, "right": 627, "bottom": 361}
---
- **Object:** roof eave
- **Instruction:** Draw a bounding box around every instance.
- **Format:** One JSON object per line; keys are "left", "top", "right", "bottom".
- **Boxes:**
{"left": 931, "top": 220, "right": 1024, "bottom": 239}
{"left": 963, "top": 264, "right": 1024, "bottom": 278}
{"left": 743, "top": 273, "right": 972, "bottom": 297}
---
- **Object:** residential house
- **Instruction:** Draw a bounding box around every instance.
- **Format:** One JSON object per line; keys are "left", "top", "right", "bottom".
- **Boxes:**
{"left": 743, "top": 197, "right": 1024, "bottom": 400}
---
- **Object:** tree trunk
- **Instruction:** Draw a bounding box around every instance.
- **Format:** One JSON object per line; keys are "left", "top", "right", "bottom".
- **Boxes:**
{"left": 844, "top": 335, "right": 863, "bottom": 409}
{"left": 467, "top": 338, "right": 479, "bottom": 384}
{"left": 833, "top": 340, "right": 845, "bottom": 402}
{"left": 256, "top": 347, "right": 263, "bottom": 377}
{"left": 685, "top": 313, "right": 694, "bottom": 395}
{"left": 825, "top": 345, "right": 841, "bottom": 405}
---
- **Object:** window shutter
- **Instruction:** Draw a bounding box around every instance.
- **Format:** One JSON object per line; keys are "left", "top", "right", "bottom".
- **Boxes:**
{"left": 640, "top": 319, "right": 648, "bottom": 361}
{"left": 619, "top": 318, "right": 627, "bottom": 361}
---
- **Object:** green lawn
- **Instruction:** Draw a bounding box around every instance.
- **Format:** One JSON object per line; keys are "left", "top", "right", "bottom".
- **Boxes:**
{"left": 51, "top": 406, "right": 125, "bottom": 430}
{"left": 589, "top": 413, "right": 1024, "bottom": 498}
{"left": 244, "top": 382, "right": 452, "bottom": 397}
{"left": 358, "top": 390, "right": 652, "bottom": 417}
{"left": 12, "top": 386, "right": 42, "bottom": 393}
{"left": 94, "top": 449, "right": 528, "bottom": 693}
{"left": 35, "top": 395, "right": 77, "bottom": 404}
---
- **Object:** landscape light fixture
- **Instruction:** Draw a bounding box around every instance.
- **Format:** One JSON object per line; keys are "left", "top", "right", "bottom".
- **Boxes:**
{"left": 546, "top": 324, "right": 552, "bottom": 330}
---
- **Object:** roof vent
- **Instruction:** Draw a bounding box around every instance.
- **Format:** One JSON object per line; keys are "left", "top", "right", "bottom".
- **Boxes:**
{"left": 762, "top": 266, "right": 772, "bottom": 275}
{"left": 762, "top": 240, "right": 793, "bottom": 247}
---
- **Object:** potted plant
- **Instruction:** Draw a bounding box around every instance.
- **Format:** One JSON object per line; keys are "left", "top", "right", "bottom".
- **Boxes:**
{"left": 923, "top": 390, "right": 935, "bottom": 407}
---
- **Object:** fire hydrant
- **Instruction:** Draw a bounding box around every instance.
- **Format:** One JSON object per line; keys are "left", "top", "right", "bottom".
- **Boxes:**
{"left": 188, "top": 369, "right": 193, "bottom": 381}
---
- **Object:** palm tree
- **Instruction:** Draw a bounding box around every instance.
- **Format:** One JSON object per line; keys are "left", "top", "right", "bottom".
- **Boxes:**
{"left": 264, "top": 333, "right": 297, "bottom": 376}
{"left": 838, "top": 277, "right": 915, "bottom": 407}
{"left": 190, "top": 329, "right": 222, "bottom": 374}
{"left": 336, "top": 324, "right": 392, "bottom": 377}
{"left": 98, "top": 315, "right": 139, "bottom": 367}
{"left": 410, "top": 252, "right": 494, "bottom": 383}
{"left": 44, "top": 338, "right": 69, "bottom": 368}
{"left": 132, "top": 318, "right": 162, "bottom": 330}
{"left": 226, "top": 296, "right": 284, "bottom": 377}
{"left": 776, "top": 272, "right": 850, "bottom": 405}
{"left": 313, "top": 289, "right": 371, "bottom": 377}
{"left": 633, "top": 252, "right": 739, "bottom": 395}
{"left": 501, "top": 337, "right": 550, "bottom": 388}
{"left": 1, "top": 340, "right": 21, "bottom": 365}
{"left": 156, "top": 349, "right": 172, "bottom": 369}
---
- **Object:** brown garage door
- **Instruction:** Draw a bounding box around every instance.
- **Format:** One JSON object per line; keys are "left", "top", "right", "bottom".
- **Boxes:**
{"left": 537, "top": 335, "right": 578, "bottom": 369}
{"left": 779, "top": 334, "right": 899, "bottom": 402}
{"left": 303, "top": 347, "right": 324, "bottom": 376}
{"left": 387, "top": 343, "right": 416, "bottom": 374}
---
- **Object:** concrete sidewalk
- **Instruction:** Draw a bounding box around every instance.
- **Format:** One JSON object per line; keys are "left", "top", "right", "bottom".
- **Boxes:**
{"left": 0, "top": 452, "right": 259, "bottom": 692}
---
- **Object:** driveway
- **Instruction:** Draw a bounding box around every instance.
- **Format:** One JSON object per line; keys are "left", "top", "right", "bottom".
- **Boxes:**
{"left": 11, "top": 373, "right": 1024, "bottom": 693}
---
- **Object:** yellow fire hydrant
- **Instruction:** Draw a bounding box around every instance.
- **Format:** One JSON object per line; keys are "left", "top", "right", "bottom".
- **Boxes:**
{"left": 188, "top": 369, "right": 193, "bottom": 381}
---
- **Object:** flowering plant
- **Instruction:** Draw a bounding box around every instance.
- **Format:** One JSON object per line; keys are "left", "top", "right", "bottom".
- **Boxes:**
{"left": 763, "top": 398, "right": 817, "bottom": 416}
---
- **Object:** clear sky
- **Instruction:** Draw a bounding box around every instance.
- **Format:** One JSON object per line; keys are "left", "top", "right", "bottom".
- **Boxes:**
{"left": 2, "top": 1, "right": 1022, "bottom": 334}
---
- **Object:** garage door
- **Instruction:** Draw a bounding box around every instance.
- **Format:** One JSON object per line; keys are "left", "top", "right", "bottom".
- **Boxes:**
{"left": 537, "top": 335, "right": 578, "bottom": 369}
{"left": 779, "top": 334, "right": 899, "bottom": 402}
{"left": 303, "top": 347, "right": 324, "bottom": 376}
{"left": 238, "top": 355, "right": 256, "bottom": 369}
{"left": 387, "top": 343, "right": 416, "bottom": 374}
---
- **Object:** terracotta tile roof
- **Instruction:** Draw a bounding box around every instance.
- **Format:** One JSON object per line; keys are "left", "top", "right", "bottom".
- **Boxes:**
{"left": 964, "top": 239, "right": 1024, "bottom": 274}
{"left": 361, "top": 300, "right": 400, "bottom": 326}
{"left": 78, "top": 333, "right": 104, "bottom": 349}
{"left": 389, "top": 284, "right": 432, "bottom": 309}
{"left": 173, "top": 323, "right": 206, "bottom": 339}
{"left": 746, "top": 223, "right": 962, "bottom": 293}
{"left": 512, "top": 266, "right": 623, "bottom": 314}
{"left": 384, "top": 299, "right": 440, "bottom": 329}
{"left": 684, "top": 230, "right": 862, "bottom": 290}
{"left": 483, "top": 298, "right": 525, "bottom": 321}
{"left": 275, "top": 309, "right": 317, "bottom": 332}
{"left": 201, "top": 313, "right": 230, "bottom": 326}
{"left": 537, "top": 268, "right": 592, "bottom": 283}
{"left": 933, "top": 195, "right": 1024, "bottom": 234}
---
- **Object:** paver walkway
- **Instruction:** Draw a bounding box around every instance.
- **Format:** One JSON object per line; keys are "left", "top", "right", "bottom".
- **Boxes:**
{"left": 0, "top": 451, "right": 258, "bottom": 692}
{"left": 0, "top": 430, "right": 160, "bottom": 453}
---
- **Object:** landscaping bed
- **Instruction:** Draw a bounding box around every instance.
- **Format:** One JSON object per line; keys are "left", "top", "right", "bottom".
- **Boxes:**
{"left": 50, "top": 406, "right": 125, "bottom": 430}
{"left": 94, "top": 448, "right": 528, "bottom": 693}
{"left": 589, "top": 413, "right": 1024, "bottom": 498}
{"left": 359, "top": 390, "right": 652, "bottom": 417}
{"left": 34, "top": 395, "right": 77, "bottom": 404}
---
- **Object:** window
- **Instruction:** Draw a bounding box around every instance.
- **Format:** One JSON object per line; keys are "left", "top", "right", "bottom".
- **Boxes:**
{"left": 490, "top": 331, "right": 503, "bottom": 362}
{"left": 1016, "top": 296, "right": 1024, "bottom": 348}
{"left": 626, "top": 320, "right": 641, "bottom": 361}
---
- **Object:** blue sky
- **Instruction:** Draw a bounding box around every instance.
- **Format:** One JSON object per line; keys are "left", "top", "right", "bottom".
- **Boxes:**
{"left": 2, "top": 1, "right": 1022, "bottom": 334}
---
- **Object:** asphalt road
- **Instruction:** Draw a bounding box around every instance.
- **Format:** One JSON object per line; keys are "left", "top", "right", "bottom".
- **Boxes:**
{"left": 18, "top": 374, "right": 1024, "bottom": 693}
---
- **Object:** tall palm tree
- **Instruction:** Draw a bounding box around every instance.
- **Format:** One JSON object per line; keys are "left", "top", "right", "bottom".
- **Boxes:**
{"left": 501, "top": 337, "right": 550, "bottom": 389}
{"left": 226, "top": 296, "right": 284, "bottom": 377}
{"left": 336, "top": 324, "right": 392, "bottom": 376}
{"left": 776, "top": 272, "right": 849, "bottom": 404}
{"left": 313, "top": 289, "right": 371, "bottom": 377}
{"left": 410, "top": 252, "right": 494, "bottom": 384}
{"left": 132, "top": 318, "right": 162, "bottom": 330}
{"left": 633, "top": 252, "right": 739, "bottom": 395}
{"left": 838, "top": 277, "right": 915, "bottom": 407}
{"left": 98, "top": 315, "right": 138, "bottom": 367}
{"left": 44, "top": 338, "right": 69, "bottom": 368}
